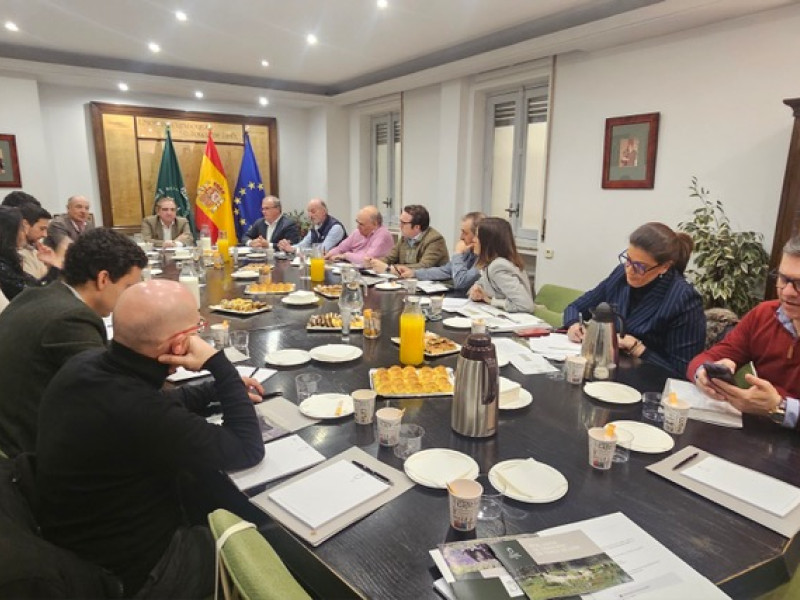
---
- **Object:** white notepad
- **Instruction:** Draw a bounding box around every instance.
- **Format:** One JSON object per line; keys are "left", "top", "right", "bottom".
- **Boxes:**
{"left": 683, "top": 455, "right": 800, "bottom": 517}
{"left": 227, "top": 434, "right": 325, "bottom": 491}
{"left": 268, "top": 460, "right": 390, "bottom": 529}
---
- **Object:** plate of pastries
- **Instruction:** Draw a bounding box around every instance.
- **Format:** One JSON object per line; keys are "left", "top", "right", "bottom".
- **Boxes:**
{"left": 370, "top": 365, "right": 454, "bottom": 397}
{"left": 209, "top": 298, "right": 272, "bottom": 315}
{"left": 313, "top": 284, "right": 343, "bottom": 299}
{"left": 306, "top": 312, "right": 364, "bottom": 331}
{"left": 244, "top": 282, "right": 296, "bottom": 294}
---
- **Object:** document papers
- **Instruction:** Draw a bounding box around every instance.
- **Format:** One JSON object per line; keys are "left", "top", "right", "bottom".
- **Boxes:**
{"left": 268, "top": 460, "right": 390, "bottom": 529}
{"left": 661, "top": 379, "right": 742, "bottom": 428}
{"left": 227, "top": 434, "right": 325, "bottom": 491}
{"left": 417, "top": 280, "right": 450, "bottom": 294}
{"left": 682, "top": 455, "right": 800, "bottom": 518}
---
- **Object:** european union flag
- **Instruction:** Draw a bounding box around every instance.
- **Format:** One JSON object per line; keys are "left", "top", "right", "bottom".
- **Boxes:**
{"left": 233, "top": 132, "right": 266, "bottom": 240}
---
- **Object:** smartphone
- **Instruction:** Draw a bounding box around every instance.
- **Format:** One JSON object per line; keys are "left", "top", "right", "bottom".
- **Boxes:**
{"left": 702, "top": 362, "right": 735, "bottom": 384}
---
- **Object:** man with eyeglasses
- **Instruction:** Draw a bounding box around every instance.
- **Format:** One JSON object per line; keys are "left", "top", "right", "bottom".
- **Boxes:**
{"left": 244, "top": 196, "right": 300, "bottom": 250}
{"left": 689, "top": 236, "right": 800, "bottom": 430}
{"left": 35, "top": 279, "right": 265, "bottom": 599}
{"left": 366, "top": 204, "right": 449, "bottom": 274}
{"left": 325, "top": 205, "right": 394, "bottom": 266}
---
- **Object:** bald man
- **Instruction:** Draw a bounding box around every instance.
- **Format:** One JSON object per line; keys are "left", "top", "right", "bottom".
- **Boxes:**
{"left": 36, "top": 280, "right": 264, "bottom": 599}
{"left": 325, "top": 205, "right": 395, "bottom": 267}
{"left": 277, "top": 197, "right": 345, "bottom": 254}
{"left": 48, "top": 195, "right": 95, "bottom": 243}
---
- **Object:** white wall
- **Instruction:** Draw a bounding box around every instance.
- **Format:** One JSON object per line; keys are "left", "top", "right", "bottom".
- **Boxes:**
{"left": 0, "top": 76, "right": 52, "bottom": 205}
{"left": 1, "top": 81, "right": 313, "bottom": 222}
{"left": 538, "top": 5, "right": 800, "bottom": 291}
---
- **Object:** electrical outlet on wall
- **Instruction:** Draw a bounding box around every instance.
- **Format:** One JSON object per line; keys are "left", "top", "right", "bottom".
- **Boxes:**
{"left": 544, "top": 248, "right": 554, "bottom": 259}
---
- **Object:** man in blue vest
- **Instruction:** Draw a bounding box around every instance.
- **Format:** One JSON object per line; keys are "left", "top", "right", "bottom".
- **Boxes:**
{"left": 277, "top": 198, "right": 346, "bottom": 254}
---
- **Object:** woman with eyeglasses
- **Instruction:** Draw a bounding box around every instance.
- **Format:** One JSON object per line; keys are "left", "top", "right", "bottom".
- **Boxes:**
{"left": 468, "top": 217, "right": 535, "bottom": 313}
{"left": 563, "top": 222, "right": 705, "bottom": 376}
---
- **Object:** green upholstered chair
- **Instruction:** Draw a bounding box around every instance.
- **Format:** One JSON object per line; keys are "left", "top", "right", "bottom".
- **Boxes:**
{"left": 208, "top": 509, "right": 310, "bottom": 600}
{"left": 533, "top": 284, "right": 585, "bottom": 328}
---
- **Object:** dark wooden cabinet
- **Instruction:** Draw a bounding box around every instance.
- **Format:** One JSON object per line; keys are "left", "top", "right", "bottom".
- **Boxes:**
{"left": 767, "top": 97, "right": 800, "bottom": 299}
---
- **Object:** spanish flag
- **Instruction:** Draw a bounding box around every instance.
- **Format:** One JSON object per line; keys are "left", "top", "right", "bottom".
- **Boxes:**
{"left": 195, "top": 132, "right": 237, "bottom": 244}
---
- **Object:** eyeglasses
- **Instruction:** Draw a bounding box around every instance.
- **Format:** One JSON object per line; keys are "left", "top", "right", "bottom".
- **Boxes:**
{"left": 399, "top": 219, "right": 413, "bottom": 227}
{"left": 167, "top": 319, "right": 206, "bottom": 342}
{"left": 618, "top": 251, "right": 660, "bottom": 276}
{"left": 262, "top": 205, "right": 278, "bottom": 212}
{"left": 772, "top": 270, "right": 800, "bottom": 294}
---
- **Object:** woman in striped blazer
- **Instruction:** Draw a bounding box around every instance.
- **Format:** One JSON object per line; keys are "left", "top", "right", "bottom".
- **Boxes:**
{"left": 563, "top": 222, "right": 705, "bottom": 377}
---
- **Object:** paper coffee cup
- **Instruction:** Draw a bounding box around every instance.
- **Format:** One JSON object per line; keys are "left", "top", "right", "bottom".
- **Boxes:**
{"left": 352, "top": 389, "right": 377, "bottom": 425}
{"left": 448, "top": 479, "right": 483, "bottom": 531}
{"left": 565, "top": 356, "right": 587, "bottom": 384}
{"left": 376, "top": 407, "right": 403, "bottom": 446}
{"left": 663, "top": 398, "right": 691, "bottom": 435}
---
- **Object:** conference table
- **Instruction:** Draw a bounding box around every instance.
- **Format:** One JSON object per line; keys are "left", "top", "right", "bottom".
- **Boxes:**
{"left": 170, "top": 252, "right": 800, "bottom": 599}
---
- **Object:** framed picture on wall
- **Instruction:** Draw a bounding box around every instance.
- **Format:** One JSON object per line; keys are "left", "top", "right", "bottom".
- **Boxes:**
{"left": 0, "top": 134, "right": 22, "bottom": 188}
{"left": 601, "top": 112, "right": 660, "bottom": 189}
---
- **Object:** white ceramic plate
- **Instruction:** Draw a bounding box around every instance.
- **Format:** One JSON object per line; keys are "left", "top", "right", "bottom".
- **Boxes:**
{"left": 488, "top": 459, "right": 568, "bottom": 503}
{"left": 209, "top": 304, "right": 272, "bottom": 316}
{"left": 229, "top": 246, "right": 251, "bottom": 255}
{"left": 607, "top": 420, "right": 675, "bottom": 453}
{"left": 375, "top": 281, "right": 402, "bottom": 291}
{"left": 148, "top": 268, "right": 163, "bottom": 276}
{"left": 443, "top": 317, "right": 472, "bottom": 329}
{"left": 308, "top": 344, "right": 363, "bottom": 363}
{"left": 498, "top": 387, "right": 533, "bottom": 410}
{"left": 496, "top": 354, "right": 510, "bottom": 368}
{"left": 281, "top": 292, "right": 319, "bottom": 306}
{"left": 274, "top": 251, "right": 289, "bottom": 260}
{"left": 298, "top": 393, "right": 354, "bottom": 419}
{"left": 173, "top": 251, "right": 192, "bottom": 260}
{"left": 246, "top": 252, "right": 267, "bottom": 260}
{"left": 403, "top": 448, "right": 479, "bottom": 489}
{"left": 231, "top": 270, "right": 260, "bottom": 280}
{"left": 263, "top": 349, "right": 311, "bottom": 367}
{"left": 583, "top": 381, "right": 642, "bottom": 404}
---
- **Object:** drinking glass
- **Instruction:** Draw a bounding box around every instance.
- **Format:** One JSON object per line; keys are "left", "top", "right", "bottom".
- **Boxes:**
{"left": 297, "top": 247, "right": 309, "bottom": 280}
{"left": 339, "top": 282, "right": 364, "bottom": 342}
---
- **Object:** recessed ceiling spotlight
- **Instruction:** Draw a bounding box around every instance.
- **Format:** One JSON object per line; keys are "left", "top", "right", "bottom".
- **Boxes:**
{"left": 259, "top": 97, "right": 269, "bottom": 106}
{"left": 194, "top": 90, "right": 204, "bottom": 99}
{"left": 377, "top": 0, "right": 388, "bottom": 8}
{"left": 4, "top": 21, "right": 19, "bottom": 32}
{"left": 306, "top": 33, "right": 318, "bottom": 46}
{"left": 118, "top": 82, "right": 129, "bottom": 92}
{"left": 174, "top": 10, "right": 187, "bottom": 22}
{"left": 260, "top": 59, "right": 269, "bottom": 68}
{"left": 148, "top": 42, "right": 161, "bottom": 53}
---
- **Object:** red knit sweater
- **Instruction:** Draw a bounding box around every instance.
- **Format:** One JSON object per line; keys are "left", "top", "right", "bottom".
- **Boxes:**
{"left": 687, "top": 300, "right": 800, "bottom": 400}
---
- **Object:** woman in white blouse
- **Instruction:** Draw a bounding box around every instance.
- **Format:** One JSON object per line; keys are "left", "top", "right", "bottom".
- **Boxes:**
{"left": 468, "top": 217, "right": 534, "bottom": 313}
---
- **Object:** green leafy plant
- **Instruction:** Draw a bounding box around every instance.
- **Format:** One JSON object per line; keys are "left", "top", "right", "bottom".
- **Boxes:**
{"left": 286, "top": 209, "right": 311, "bottom": 238}
{"left": 678, "top": 177, "right": 769, "bottom": 317}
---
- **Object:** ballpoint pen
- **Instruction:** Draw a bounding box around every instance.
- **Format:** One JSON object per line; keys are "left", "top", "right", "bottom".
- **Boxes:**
{"left": 352, "top": 461, "right": 394, "bottom": 486}
{"left": 672, "top": 451, "right": 700, "bottom": 471}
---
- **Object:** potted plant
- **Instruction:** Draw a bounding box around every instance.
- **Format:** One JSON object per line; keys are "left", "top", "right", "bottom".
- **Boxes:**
{"left": 286, "top": 209, "right": 311, "bottom": 238}
{"left": 678, "top": 177, "right": 769, "bottom": 317}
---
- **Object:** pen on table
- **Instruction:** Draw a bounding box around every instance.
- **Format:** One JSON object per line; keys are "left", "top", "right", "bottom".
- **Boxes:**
{"left": 672, "top": 451, "right": 700, "bottom": 471}
{"left": 352, "top": 460, "right": 394, "bottom": 486}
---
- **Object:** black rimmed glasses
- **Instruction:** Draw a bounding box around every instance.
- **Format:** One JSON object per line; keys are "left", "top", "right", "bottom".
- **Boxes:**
{"left": 399, "top": 219, "right": 413, "bottom": 227}
{"left": 618, "top": 251, "right": 660, "bottom": 276}
{"left": 772, "top": 270, "right": 800, "bottom": 294}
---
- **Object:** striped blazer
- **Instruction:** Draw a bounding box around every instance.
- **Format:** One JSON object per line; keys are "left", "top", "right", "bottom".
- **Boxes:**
{"left": 563, "top": 265, "right": 705, "bottom": 377}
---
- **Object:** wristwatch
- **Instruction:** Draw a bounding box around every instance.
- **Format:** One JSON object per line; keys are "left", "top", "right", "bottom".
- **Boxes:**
{"left": 769, "top": 398, "right": 787, "bottom": 424}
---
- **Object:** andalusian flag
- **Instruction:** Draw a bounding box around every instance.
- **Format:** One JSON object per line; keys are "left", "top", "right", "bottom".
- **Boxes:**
{"left": 195, "top": 132, "right": 236, "bottom": 244}
{"left": 233, "top": 132, "right": 265, "bottom": 240}
{"left": 154, "top": 127, "right": 195, "bottom": 235}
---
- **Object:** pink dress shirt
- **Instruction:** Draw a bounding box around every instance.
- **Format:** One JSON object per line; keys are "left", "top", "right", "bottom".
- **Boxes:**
{"left": 327, "top": 226, "right": 395, "bottom": 266}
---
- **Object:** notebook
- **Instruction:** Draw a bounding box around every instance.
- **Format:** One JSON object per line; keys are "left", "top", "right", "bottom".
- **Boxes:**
{"left": 268, "top": 460, "right": 390, "bottom": 529}
{"left": 227, "top": 434, "right": 325, "bottom": 491}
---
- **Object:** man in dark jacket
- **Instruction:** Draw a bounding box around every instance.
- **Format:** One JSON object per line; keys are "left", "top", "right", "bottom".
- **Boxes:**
{"left": 244, "top": 195, "right": 300, "bottom": 250}
{"left": 36, "top": 280, "right": 264, "bottom": 598}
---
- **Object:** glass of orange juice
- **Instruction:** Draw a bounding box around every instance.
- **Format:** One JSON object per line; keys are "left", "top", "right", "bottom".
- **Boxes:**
{"left": 216, "top": 231, "right": 230, "bottom": 264}
{"left": 400, "top": 297, "right": 425, "bottom": 365}
{"left": 309, "top": 243, "right": 325, "bottom": 281}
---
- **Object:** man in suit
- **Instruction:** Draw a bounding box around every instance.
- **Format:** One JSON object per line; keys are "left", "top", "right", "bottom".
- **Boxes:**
{"left": 141, "top": 197, "right": 194, "bottom": 247}
{"left": 0, "top": 228, "right": 147, "bottom": 457}
{"left": 244, "top": 196, "right": 300, "bottom": 250}
{"left": 48, "top": 195, "right": 94, "bottom": 243}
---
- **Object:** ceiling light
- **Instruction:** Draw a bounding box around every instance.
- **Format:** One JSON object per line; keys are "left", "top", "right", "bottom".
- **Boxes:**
{"left": 174, "top": 10, "right": 187, "bottom": 22}
{"left": 4, "top": 21, "right": 19, "bottom": 32}
{"left": 194, "top": 91, "right": 204, "bottom": 99}
{"left": 118, "top": 82, "right": 129, "bottom": 92}
{"left": 148, "top": 42, "right": 161, "bottom": 53}
{"left": 261, "top": 59, "right": 269, "bottom": 68}
{"left": 377, "top": 0, "right": 388, "bottom": 8}
{"left": 259, "top": 97, "right": 269, "bottom": 106}
{"left": 306, "top": 33, "right": 318, "bottom": 46}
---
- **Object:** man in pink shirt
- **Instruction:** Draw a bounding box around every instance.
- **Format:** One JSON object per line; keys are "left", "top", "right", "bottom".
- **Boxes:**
{"left": 325, "top": 205, "right": 394, "bottom": 267}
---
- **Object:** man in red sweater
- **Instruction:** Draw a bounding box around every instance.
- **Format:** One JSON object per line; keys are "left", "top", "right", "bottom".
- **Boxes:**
{"left": 687, "top": 236, "right": 800, "bottom": 429}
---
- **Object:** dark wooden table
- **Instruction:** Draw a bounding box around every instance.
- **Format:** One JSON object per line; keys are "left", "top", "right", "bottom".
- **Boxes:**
{"left": 175, "top": 255, "right": 800, "bottom": 599}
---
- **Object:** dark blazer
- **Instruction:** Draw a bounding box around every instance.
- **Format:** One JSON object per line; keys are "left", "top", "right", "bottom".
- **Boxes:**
{"left": 48, "top": 215, "right": 95, "bottom": 244}
{"left": 563, "top": 265, "right": 705, "bottom": 377}
{"left": 140, "top": 215, "right": 193, "bottom": 246}
{"left": 0, "top": 282, "right": 106, "bottom": 457}
{"left": 245, "top": 214, "right": 300, "bottom": 250}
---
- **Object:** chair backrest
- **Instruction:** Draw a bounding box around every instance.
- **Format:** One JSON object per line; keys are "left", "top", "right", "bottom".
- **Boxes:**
{"left": 208, "top": 509, "right": 310, "bottom": 600}
{"left": 533, "top": 284, "right": 585, "bottom": 327}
